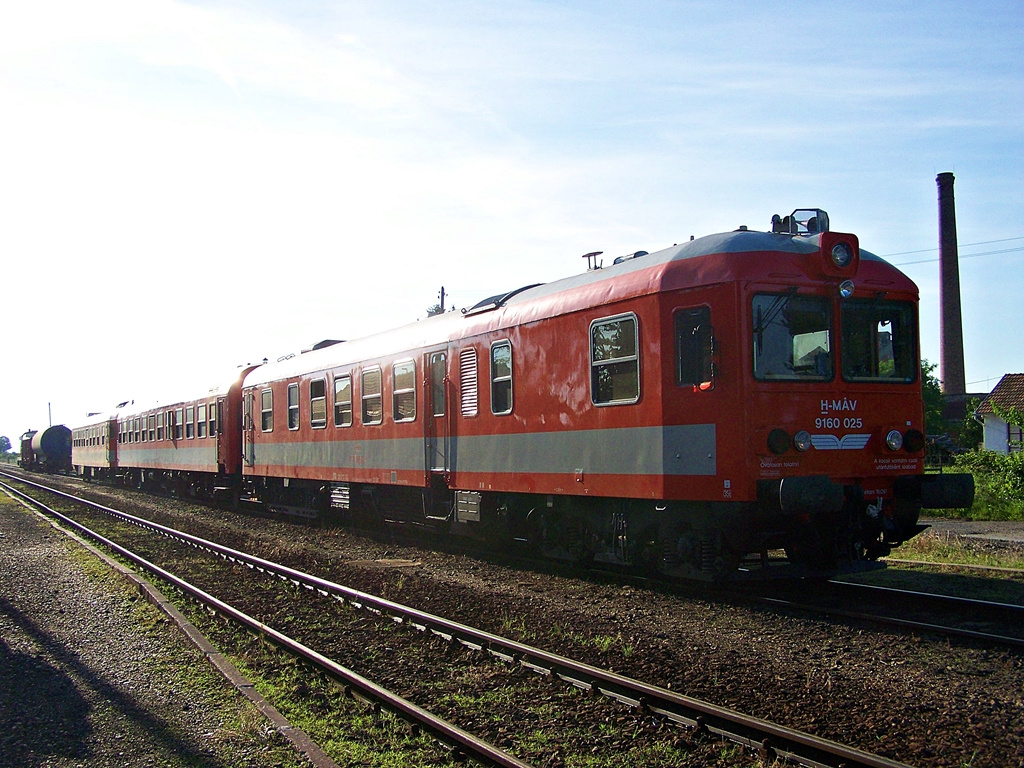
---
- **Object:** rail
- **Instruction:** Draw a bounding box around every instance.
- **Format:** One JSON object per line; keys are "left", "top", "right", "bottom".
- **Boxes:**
{"left": 1, "top": 470, "right": 914, "bottom": 768}
{"left": 0, "top": 475, "right": 534, "bottom": 768}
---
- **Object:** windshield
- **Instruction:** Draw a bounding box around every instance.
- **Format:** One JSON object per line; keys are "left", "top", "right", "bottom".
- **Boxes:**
{"left": 752, "top": 294, "right": 832, "bottom": 381}
{"left": 840, "top": 299, "right": 917, "bottom": 383}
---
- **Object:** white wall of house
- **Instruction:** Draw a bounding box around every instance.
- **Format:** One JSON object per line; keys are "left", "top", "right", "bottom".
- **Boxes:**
{"left": 983, "top": 416, "right": 1023, "bottom": 453}
{"left": 983, "top": 416, "right": 1009, "bottom": 453}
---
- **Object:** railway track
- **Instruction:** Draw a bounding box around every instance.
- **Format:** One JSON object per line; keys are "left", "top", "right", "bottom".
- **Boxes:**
{"left": 8, "top": 468, "right": 1023, "bottom": 651}
{"left": 734, "top": 575, "right": 1024, "bottom": 649}
{"left": 883, "top": 556, "right": 1024, "bottom": 575}
{"left": 1, "top": 471, "right": 914, "bottom": 768}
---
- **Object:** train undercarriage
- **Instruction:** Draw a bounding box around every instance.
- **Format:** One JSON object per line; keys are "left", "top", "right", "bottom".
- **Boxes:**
{"left": 71, "top": 464, "right": 972, "bottom": 581}
{"left": 241, "top": 472, "right": 972, "bottom": 580}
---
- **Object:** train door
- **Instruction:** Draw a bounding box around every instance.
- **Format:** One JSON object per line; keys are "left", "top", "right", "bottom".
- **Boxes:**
{"left": 215, "top": 397, "right": 226, "bottom": 472}
{"left": 424, "top": 349, "right": 449, "bottom": 479}
{"left": 242, "top": 390, "right": 255, "bottom": 467}
{"left": 106, "top": 419, "right": 117, "bottom": 468}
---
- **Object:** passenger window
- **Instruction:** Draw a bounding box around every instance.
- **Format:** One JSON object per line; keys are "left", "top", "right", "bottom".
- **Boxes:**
{"left": 393, "top": 360, "right": 416, "bottom": 422}
{"left": 186, "top": 406, "right": 195, "bottom": 439}
{"left": 430, "top": 352, "right": 446, "bottom": 417}
{"left": 287, "top": 383, "right": 299, "bottom": 430}
{"left": 261, "top": 390, "right": 273, "bottom": 432}
{"left": 310, "top": 379, "right": 327, "bottom": 428}
{"left": 591, "top": 314, "right": 639, "bottom": 405}
{"left": 334, "top": 374, "right": 353, "bottom": 427}
{"left": 490, "top": 341, "right": 512, "bottom": 415}
{"left": 157, "top": 412, "right": 164, "bottom": 441}
{"left": 361, "top": 368, "right": 383, "bottom": 425}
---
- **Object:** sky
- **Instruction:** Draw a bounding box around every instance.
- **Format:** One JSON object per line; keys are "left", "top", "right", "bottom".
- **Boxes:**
{"left": 1, "top": 0, "right": 1022, "bottom": 446}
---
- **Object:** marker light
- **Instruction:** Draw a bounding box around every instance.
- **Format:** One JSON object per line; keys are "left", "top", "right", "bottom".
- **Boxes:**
{"left": 839, "top": 279, "right": 855, "bottom": 298}
{"left": 793, "top": 430, "right": 812, "bottom": 451}
{"left": 768, "top": 429, "right": 791, "bottom": 455}
{"left": 831, "top": 242, "right": 854, "bottom": 268}
{"left": 904, "top": 429, "right": 926, "bottom": 453}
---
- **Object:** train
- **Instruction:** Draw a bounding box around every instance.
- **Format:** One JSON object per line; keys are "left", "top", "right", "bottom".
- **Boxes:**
{"left": 68, "top": 208, "right": 974, "bottom": 579}
{"left": 19, "top": 425, "right": 73, "bottom": 473}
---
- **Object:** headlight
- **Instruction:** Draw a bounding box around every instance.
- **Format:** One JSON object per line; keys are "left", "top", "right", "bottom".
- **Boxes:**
{"left": 886, "top": 430, "right": 904, "bottom": 451}
{"left": 793, "top": 430, "right": 812, "bottom": 451}
{"left": 831, "top": 242, "right": 853, "bottom": 268}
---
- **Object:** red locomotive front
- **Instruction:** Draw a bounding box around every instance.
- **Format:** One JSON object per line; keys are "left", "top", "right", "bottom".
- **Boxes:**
{"left": 727, "top": 211, "right": 970, "bottom": 569}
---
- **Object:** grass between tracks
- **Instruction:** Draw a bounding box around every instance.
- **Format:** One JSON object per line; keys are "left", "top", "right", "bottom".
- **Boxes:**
{"left": 174, "top": 589, "right": 768, "bottom": 768}
{"left": 840, "top": 528, "right": 1024, "bottom": 604}
{"left": 892, "top": 529, "right": 1024, "bottom": 572}
{"left": 64, "top": 553, "right": 311, "bottom": 768}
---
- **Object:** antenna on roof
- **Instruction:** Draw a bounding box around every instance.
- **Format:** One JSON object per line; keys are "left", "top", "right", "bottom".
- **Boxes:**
{"left": 582, "top": 251, "right": 603, "bottom": 271}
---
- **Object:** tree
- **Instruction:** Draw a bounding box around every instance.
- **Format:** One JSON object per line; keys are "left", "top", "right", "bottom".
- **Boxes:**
{"left": 921, "top": 360, "right": 945, "bottom": 436}
{"left": 0, "top": 435, "right": 10, "bottom": 454}
{"left": 993, "top": 402, "right": 1024, "bottom": 430}
{"left": 960, "top": 397, "right": 984, "bottom": 451}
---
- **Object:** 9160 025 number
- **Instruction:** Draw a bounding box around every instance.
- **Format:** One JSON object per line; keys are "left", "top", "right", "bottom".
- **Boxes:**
{"left": 816, "top": 417, "right": 863, "bottom": 429}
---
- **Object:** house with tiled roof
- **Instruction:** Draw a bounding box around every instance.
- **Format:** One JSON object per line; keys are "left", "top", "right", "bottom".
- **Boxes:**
{"left": 976, "top": 374, "right": 1024, "bottom": 453}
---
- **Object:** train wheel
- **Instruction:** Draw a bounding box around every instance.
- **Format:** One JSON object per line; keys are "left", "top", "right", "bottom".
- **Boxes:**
{"left": 633, "top": 525, "right": 662, "bottom": 575}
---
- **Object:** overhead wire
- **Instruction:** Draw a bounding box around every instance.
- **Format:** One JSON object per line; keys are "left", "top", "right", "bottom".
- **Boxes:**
{"left": 882, "top": 236, "right": 1024, "bottom": 267}
{"left": 881, "top": 237, "right": 1024, "bottom": 389}
{"left": 881, "top": 235, "right": 1024, "bottom": 258}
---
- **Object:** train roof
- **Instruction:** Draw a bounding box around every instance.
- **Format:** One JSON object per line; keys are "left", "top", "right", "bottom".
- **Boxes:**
{"left": 112, "top": 368, "right": 252, "bottom": 421}
{"left": 70, "top": 367, "right": 250, "bottom": 429}
{"left": 243, "top": 222, "right": 912, "bottom": 388}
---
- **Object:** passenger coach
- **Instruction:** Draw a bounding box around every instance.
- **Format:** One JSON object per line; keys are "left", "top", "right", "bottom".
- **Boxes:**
{"left": 71, "top": 368, "right": 252, "bottom": 498}
{"left": 72, "top": 415, "right": 118, "bottom": 479}
{"left": 111, "top": 368, "right": 252, "bottom": 497}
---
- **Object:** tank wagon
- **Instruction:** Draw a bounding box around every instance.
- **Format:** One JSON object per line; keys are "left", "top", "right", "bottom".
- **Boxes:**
{"left": 19, "top": 425, "right": 72, "bottom": 472}
{"left": 69, "top": 209, "right": 974, "bottom": 578}
{"left": 19, "top": 431, "right": 35, "bottom": 468}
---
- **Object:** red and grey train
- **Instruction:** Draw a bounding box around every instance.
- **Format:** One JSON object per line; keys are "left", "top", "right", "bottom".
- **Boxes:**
{"left": 71, "top": 209, "right": 973, "bottom": 578}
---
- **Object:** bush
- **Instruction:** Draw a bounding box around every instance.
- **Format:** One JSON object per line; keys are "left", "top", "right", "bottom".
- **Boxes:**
{"left": 951, "top": 450, "right": 1024, "bottom": 520}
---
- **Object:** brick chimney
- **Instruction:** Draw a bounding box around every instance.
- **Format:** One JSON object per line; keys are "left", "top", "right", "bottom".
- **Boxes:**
{"left": 937, "top": 172, "right": 966, "bottom": 398}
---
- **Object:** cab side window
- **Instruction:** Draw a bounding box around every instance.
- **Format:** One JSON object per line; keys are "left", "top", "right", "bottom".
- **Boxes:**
{"left": 675, "top": 306, "right": 714, "bottom": 389}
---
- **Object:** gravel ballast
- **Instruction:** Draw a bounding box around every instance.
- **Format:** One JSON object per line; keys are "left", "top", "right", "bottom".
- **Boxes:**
{"left": 0, "top": 491, "right": 314, "bottom": 768}
{"left": 7, "top": 472, "right": 1024, "bottom": 767}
